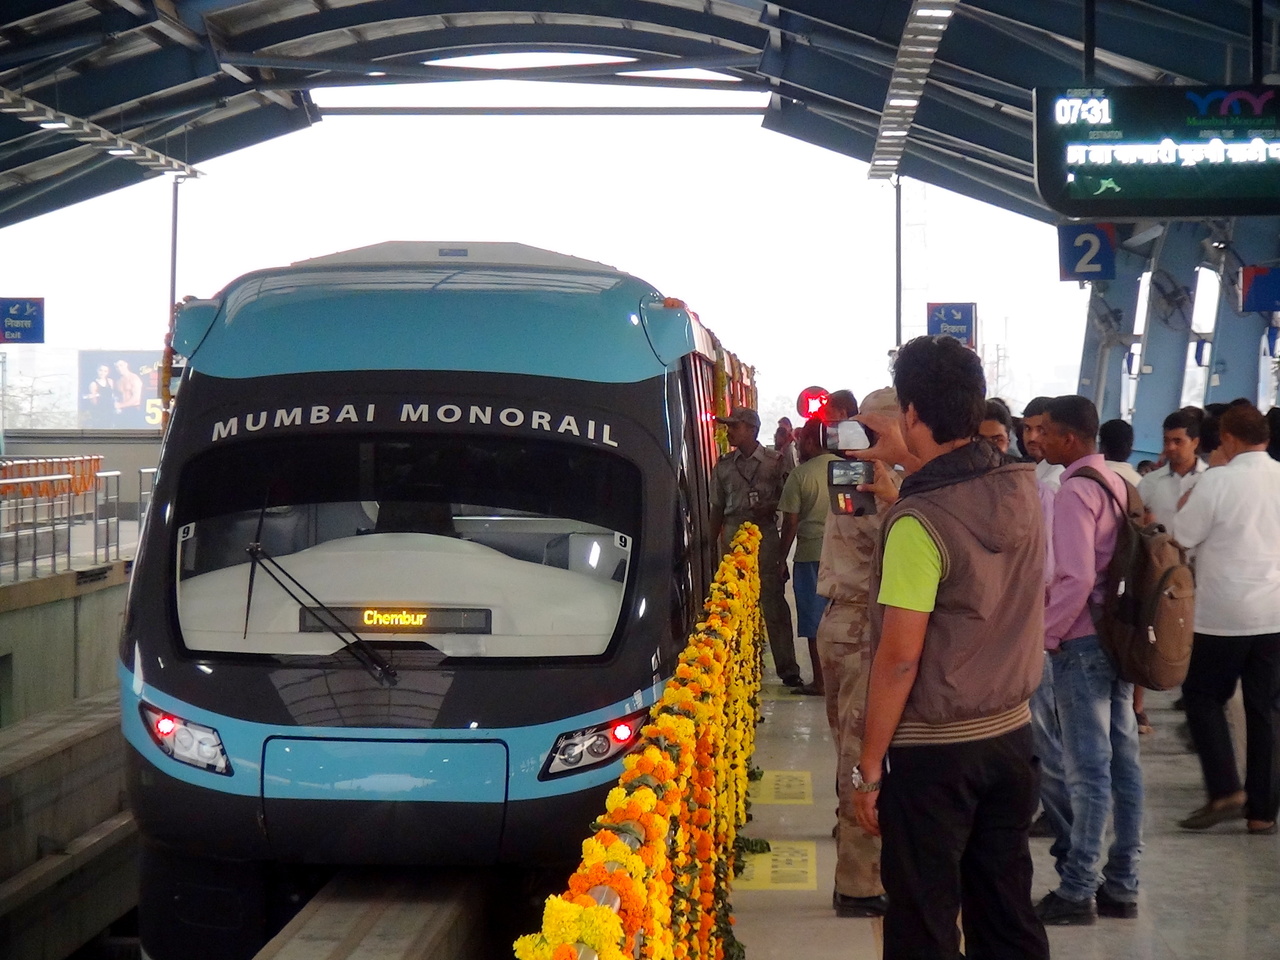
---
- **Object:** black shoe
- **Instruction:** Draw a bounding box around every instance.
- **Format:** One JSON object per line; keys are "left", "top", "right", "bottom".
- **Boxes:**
{"left": 781, "top": 676, "right": 805, "bottom": 688}
{"left": 790, "top": 683, "right": 824, "bottom": 696}
{"left": 1028, "top": 810, "right": 1054, "bottom": 838}
{"left": 833, "top": 892, "right": 889, "bottom": 917}
{"left": 1095, "top": 887, "right": 1138, "bottom": 919}
{"left": 1035, "top": 891, "right": 1097, "bottom": 926}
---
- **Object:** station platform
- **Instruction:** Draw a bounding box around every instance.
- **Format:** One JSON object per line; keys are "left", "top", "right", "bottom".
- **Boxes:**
{"left": 732, "top": 680, "right": 1277, "bottom": 960}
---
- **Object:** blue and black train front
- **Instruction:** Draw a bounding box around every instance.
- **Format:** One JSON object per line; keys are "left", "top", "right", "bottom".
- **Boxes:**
{"left": 120, "top": 244, "right": 707, "bottom": 872}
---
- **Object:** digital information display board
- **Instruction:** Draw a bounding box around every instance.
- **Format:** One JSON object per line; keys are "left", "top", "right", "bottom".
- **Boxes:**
{"left": 1034, "top": 85, "right": 1280, "bottom": 218}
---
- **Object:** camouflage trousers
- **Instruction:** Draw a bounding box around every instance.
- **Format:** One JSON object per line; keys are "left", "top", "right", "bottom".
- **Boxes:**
{"left": 816, "top": 599, "right": 884, "bottom": 899}
{"left": 757, "top": 527, "right": 799, "bottom": 683}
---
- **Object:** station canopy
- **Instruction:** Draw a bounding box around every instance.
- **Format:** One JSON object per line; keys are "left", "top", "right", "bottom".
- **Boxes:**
{"left": 0, "top": 0, "right": 1267, "bottom": 229}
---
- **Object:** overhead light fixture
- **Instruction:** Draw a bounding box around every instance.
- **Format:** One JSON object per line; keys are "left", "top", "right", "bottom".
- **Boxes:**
{"left": 366, "top": 70, "right": 387, "bottom": 77}
{"left": 0, "top": 85, "right": 200, "bottom": 177}
{"left": 868, "top": 0, "right": 957, "bottom": 179}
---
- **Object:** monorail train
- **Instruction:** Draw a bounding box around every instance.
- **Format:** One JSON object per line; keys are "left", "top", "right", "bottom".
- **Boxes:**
{"left": 119, "top": 242, "right": 755, "bottom": 960}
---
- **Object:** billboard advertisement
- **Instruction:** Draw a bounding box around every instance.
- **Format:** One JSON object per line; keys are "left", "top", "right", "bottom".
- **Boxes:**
{"left": 78, "top": 350, "right": 163, "bottom": 429}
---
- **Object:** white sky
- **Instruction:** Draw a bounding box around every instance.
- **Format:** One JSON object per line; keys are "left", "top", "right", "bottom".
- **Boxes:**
{"left": 0, "top": 64, "right": 1091, "bottom": 426}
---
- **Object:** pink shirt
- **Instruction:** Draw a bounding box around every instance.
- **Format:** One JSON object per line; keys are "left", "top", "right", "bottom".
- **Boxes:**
{"left": 1043, "top": 454, "right": 1125, "bottom": 650}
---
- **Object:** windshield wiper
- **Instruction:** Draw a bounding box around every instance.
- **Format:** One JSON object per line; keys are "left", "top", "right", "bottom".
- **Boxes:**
{"left": 242, "top": 496, "right": 269, "bottom": 640}
{"left": 244, "top": 543, "right": 399, "bottom": 686}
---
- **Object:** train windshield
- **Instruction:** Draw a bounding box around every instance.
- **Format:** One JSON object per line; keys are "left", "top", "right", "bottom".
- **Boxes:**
{"left": 172, "top": 434, "right": 642, "bottom": 659}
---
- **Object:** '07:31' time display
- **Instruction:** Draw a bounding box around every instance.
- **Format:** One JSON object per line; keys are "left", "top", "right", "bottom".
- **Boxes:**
{"left": 1054, "top": 97, "right": 1112, "bottom": 125}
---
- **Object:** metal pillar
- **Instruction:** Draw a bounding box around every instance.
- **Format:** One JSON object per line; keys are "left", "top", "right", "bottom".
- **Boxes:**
{"left": 1205, "top": 217, "right": 1280, "bottom": 406}
{"left": 1130, "top": 221, "right": 1206, "bottom": 458}
{"left": 1077, "top": 246, "right": 1145, "bottom": 423}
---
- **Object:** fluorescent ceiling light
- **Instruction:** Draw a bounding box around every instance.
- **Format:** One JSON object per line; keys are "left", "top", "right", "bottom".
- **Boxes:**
{"left": 107, "top": 147, "right": 133, "bottom": 155}
{"left": 883, "top": 130, "right": 909, "bottom": 137}
{"left": 366, "top": 71, "right": 387, "bottom": 77}
{"left": 873, "top": 160, "right": 898, "bottom": 166}
{"left": 426, "top": 52, "right": 635, "bottom": 70}
{"left": 39, "top": 120, "right": 69, "bottom": 129}
{"left": 916, "top": 8, "right": 955, "bottom": 16}
{"left": 888, "top": 98, "right": 920, "bottom": 106}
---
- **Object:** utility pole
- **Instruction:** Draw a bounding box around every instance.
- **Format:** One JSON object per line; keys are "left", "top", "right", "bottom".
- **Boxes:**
{"left": 894, "top": 174, "right": 903, "bottom": 347}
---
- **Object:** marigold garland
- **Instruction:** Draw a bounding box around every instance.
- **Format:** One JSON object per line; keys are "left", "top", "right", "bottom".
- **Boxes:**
{"left": 514, "top": 522, "right": 765, "bottom": 960}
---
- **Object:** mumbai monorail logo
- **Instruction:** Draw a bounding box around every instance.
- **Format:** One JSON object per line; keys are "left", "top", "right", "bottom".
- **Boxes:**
{"left": 1186, "top": 89, "right": 1275, "bottom": 117}
{"left": 209, "top": 402, "right": 620, "bottom": 447}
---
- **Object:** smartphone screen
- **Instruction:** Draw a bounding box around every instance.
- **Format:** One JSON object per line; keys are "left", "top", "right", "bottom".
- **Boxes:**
{"left": 835, "top": 420, "right": 871, "bottom": 451}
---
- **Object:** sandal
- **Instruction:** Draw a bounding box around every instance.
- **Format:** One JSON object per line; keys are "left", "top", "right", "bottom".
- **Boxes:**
{"left": 1178, "top": 798, "right": 1246, "bottom": 830}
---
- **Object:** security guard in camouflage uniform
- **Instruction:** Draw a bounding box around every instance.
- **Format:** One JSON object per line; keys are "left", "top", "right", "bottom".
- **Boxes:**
{"left": 817, "top": 387, "right": 899, "bottom": 918}
{"left": 709, "top": 406, "right": 801, "bottom": 688}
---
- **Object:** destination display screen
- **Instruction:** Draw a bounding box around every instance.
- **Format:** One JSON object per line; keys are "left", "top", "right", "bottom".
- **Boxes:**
{"left": 1034, "top": 85, "right": 1280, "bottom": 217}
{"left": 299, "top": 606, "right": 492, "bottom": 635}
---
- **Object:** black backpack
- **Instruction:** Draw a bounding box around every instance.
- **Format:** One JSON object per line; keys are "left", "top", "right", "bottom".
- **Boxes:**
{"left": 1074, "top": 467, "right": 1195, "bottom": 691}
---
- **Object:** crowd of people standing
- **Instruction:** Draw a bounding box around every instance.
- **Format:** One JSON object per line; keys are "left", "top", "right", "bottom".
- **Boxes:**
{"left": 709, "top": 335, "right": 1280, "bottom": 958}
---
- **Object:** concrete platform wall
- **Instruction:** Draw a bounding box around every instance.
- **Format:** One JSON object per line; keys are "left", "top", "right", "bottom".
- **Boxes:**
{"left": 0, "top": 564, "right": 130, "bottom": 726}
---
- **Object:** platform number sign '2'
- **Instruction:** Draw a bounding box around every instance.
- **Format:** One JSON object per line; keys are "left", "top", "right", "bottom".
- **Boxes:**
{"left": 1058, "top": 223, "right": 1117, "bottom": 281}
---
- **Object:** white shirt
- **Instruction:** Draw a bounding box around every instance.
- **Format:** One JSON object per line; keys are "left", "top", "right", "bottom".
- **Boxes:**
{"left": 1171, "top": 451, "right": 1280, "bottom": 636}
{"left": 1137, "top": 458, "right": 1207, "bottom": 530}
{"left": 1106, "top": 459, "right": 1143, "bottom": 488}
{"left": 1035, "top": 459, "right": 1065, "bottom": 491}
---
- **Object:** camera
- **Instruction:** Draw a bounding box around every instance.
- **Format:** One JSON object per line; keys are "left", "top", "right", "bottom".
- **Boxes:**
{"left": 827, "top": 459, "right": 877, "bottom": 516}
{"left": 821, "top": 419, "right": 876, "bottom": 456}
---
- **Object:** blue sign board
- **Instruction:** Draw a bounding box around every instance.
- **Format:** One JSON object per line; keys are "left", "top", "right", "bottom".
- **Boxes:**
{"left": 1, "top": 298, "right": 44, "bottom": 343}
{"left": 1058, "top": 223, "right": 1117, "bottom": 281}
{"left": 1240, "top": 266, "right": 1280, "bottom": 312}
{"left": 927, "top": 302, "right": 977, "bottom": 348}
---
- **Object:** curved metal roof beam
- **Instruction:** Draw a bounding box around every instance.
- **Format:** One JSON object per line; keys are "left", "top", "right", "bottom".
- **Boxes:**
{"left": 220, "top": 1, "right": 765, "bottom": 56}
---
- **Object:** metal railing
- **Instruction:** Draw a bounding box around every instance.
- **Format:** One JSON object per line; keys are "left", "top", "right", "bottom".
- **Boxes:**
{"left": 0, "top": 456, "right": 138, "bottom": 583}
{"left": 94, "top": 471, "right": 122, "bottom": 563}
{"left": 139, "top": 467, "right": 157, "bottom": 531}
{"left": 0, "top": 471, "right": 74, "bottom": 580}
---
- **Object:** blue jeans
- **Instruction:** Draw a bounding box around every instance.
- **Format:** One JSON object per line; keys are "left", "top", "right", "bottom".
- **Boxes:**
{"left": 1029, "top": 657, "right": 1073, "bottom": 875}
{"left": 1042, "top": 634, "right": 1144, "bottom": 903}
{"left": 791, "top": 560, "right": 824, "bottom": 637}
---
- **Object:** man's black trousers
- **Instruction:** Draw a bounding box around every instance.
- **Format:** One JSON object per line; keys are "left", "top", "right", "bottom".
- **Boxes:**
{"left": 879, "top": 724, "right": 1050, "bottom": 960}
{"left": 1183, "top": 631, "right": 1280, "bottom": 823}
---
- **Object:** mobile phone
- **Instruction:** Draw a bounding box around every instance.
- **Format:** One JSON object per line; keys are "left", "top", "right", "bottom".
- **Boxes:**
{"left": 827, "top": 459, "right": 877, "bottom": 516}
{"left": 822, "top": 419, "right": 872, "bottom": 453}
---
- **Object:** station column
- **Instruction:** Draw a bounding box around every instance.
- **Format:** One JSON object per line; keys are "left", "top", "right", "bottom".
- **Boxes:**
{"left": 1204, "top": 217, "right": 1280, "bottom": 406}
{"left": 1129, "top": 221, "right": 1205, "bottom": 458}
{"left": 1077, "top": 245, "right": 1145, "bottom": 423}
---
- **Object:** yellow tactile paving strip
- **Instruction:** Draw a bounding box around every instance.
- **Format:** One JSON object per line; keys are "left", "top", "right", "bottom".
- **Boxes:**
{"left": 750, "top": 770, "right": 814, "bottom": 805}
{"left": 734, "top": 841, "right": 818, "bottom": 890}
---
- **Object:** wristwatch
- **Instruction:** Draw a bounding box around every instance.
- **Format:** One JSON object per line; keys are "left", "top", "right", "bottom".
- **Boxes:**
{"left": 851, "top": 765, "right": 881, "bottom": 793}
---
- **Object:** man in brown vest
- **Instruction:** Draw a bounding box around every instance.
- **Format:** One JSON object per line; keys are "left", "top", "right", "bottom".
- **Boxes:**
{"left": 853, "top": 335, "right": 1049, "bottom": 960}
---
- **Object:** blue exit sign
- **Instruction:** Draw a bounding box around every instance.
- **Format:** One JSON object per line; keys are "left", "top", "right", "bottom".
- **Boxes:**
{"left": 1, "top": 298, "right": 44, "bottom": 343}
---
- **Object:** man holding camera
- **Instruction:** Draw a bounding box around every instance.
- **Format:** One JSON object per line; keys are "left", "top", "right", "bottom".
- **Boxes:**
{"left": 710, "top": 406, "right": 801, "bottom": 688}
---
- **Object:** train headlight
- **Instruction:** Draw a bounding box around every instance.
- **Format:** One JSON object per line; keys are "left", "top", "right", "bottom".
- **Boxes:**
{"left": 140, "top": 703, "right": 233, "bottom": 776}
{"left": 541, "top": 708, "right": 647, "bottom": 780}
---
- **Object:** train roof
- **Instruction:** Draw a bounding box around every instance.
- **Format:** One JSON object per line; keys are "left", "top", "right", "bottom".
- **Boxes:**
{"left": 290, "top": 242, "right": 625, "bottom": 274}
{"left": 173, "top": 242, "right": 730, "bottom": 384}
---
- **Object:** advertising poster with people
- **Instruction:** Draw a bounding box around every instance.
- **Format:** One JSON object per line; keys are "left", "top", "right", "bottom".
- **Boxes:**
{"left": 78, "top": 350, "right": 163, "bottom": 429}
